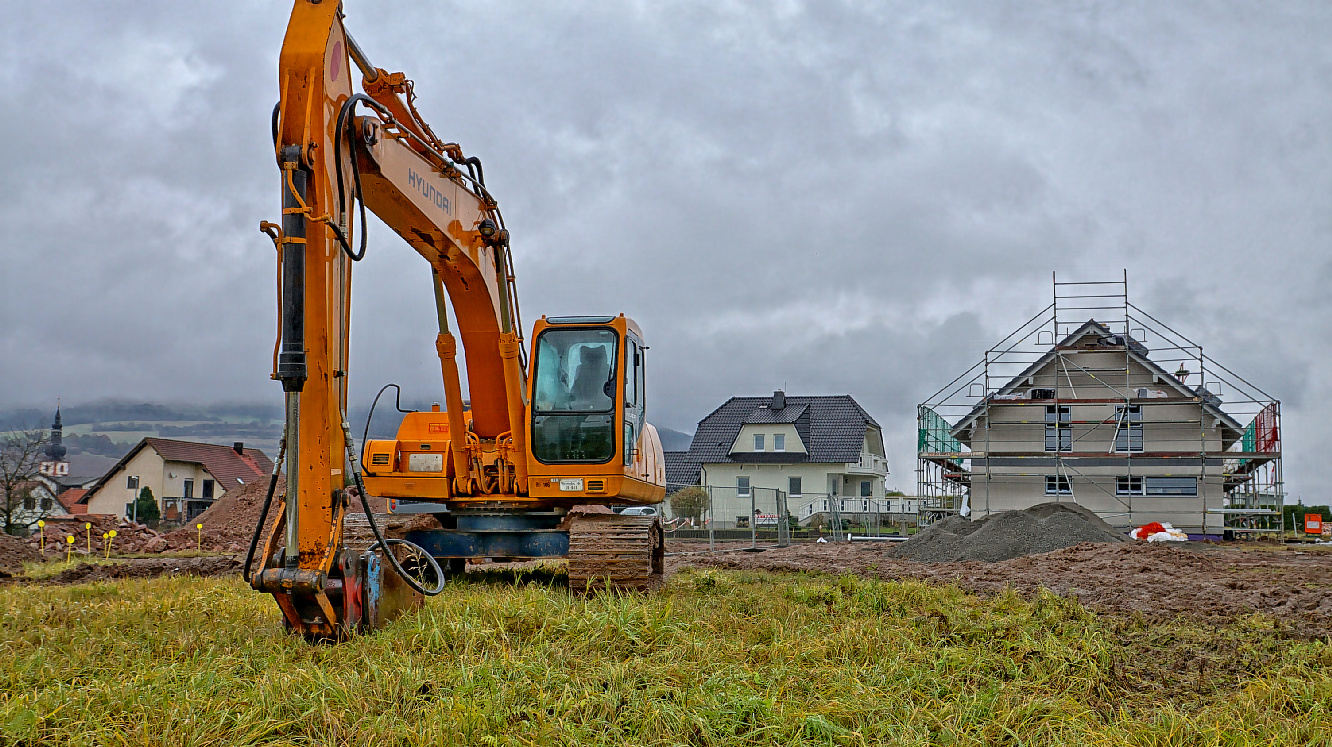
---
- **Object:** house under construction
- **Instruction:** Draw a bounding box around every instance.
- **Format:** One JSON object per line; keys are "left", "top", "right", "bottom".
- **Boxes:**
{"left": 917, "top": 274, "right": 1282, "bottom": 538}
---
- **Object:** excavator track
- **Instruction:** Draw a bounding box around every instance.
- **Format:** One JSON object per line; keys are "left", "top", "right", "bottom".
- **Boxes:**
{"left": 567, "top": 514, "right": 664, "bottom": 593}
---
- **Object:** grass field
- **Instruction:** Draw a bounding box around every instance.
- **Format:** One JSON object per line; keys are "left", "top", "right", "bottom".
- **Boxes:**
{"left": 2, "top": 567, "right": 1330, "bottom": 746}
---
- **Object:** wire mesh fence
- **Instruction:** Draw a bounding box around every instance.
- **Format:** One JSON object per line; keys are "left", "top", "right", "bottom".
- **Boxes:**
{"left": 660, "top": 484, "right": 919, "bottom": 551}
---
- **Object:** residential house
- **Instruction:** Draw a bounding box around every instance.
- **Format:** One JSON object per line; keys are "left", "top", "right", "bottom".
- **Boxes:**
{"left": 77, "top": 439, "right": 273, "bottom": 522}
{"left": 665, "top": 391, "right": 889, "bottom": 528}
{"left": 920, "top": 314, "right": 1280, "bottom": 536}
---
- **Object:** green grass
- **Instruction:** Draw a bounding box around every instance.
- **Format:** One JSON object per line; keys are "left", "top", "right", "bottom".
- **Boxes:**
{"left": 1, "top": 568, "right": 1330, "bottom": 746}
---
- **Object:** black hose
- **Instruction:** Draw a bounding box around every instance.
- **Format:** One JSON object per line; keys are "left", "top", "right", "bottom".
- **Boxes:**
{"left": 465, "top": 156, "right": 484, "bottom": 187}
{"left": 360, "top": 383, "right": 415, "bottom": 477}
{"left": 333, "top": 95, "right": 387, "bottom": 262}
{"left": 242, "top": 470, "right": 282, "bottom": 584}
{"left": 270, "top": 102, "right": 280, "bottom": 152}
{"left": 348, "top": 457, "right": 446, "bottom": 596}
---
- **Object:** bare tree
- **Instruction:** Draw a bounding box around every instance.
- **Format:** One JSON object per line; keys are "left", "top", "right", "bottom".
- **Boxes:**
{"left": 0, "top": 429, "right": 52, "bottom": 536}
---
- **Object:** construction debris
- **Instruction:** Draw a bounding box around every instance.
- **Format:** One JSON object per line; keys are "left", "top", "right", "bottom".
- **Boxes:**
{"left": 888, "top": 502, "right": 1128, "bottom": 563}
{"left": 1131, "top": 522, "right": 1189, "bottom": 542}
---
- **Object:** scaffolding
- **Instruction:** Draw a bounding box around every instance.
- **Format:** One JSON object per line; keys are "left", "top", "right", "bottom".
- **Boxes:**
{"left": 917, "top": 272, "right": 1283, "bottom": 538}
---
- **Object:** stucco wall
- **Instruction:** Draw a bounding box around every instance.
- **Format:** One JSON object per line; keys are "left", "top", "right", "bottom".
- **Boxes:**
{"left": 85, "top": 449, "right": 217, "bottom": 519}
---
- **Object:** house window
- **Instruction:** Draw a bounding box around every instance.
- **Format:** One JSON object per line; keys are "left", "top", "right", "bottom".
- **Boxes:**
{"left": 753, "top": 434, "right": 764, "bottom": 451}
{"left": 860, "top": 480, "right": 872, "bottom": 497}
{"left": 1145, "top": 477, "right": 1197, "bottom": 496}
{"left": 774, "top": 433, "right": 785, "bottom": 451}
{"left": 41, "top": 496, "right": 53, "bottom": 510}
{"left": 1116, "top": 476, "right": 1144, "bottom": 496}
{"left": 1045, "top": 475, "right": 1072, "bottom": 495}
{"left": 737, "top": 476, "right": 751, "bottom": 497}
{"left": 1045, "top": 406, "right": 1071, "bottom": 452}
{"left": 126, "top": 475, "right": 140, "bottom": 489}
{"left": 202, "top": 480, "right": 215, "bottom": 500}
{"left": 183, "top": 479, "right": 194, "bottom": 499}
{"left": 788, "top": 476, "right": 802, "bottom": 497}
{"left": 23, "top": 493, "right": 36, "bottom": 510}
{"left": 1113, "top": 405, "right": 1143, "bottom": 453}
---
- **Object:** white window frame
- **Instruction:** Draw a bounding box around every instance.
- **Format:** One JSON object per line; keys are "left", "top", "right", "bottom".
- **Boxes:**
{"left": 753, "top": 433, "right": 764, "bottom": 451}
{"left": 1113, "top": 405, "right": 1144, "bottom": 453}
{"left": 788, "top": 476, "right": 801, "bottom": 497}
{"left": 774, "top": 433, "right": 785, "bottom": 452}
{"left": 1044, "top": 475, "right": 1072, "bottom": 495}
{"left": 1045, "top": 406, "right": 1072, "bottom": 452}
{"left": 1116, "top": 476, "right": 1144, "bottom": 496}
{"left": 737, "top": 476, "right": 751, "bottom": 497}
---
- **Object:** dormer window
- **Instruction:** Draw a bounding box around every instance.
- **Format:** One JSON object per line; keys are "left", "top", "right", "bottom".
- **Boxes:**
{"left": 753, "top": 433, "right": 764, "bottom": 451}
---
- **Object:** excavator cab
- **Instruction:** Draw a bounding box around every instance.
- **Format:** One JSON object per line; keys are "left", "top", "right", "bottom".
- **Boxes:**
{"left": 526, "top": 314, "right": 662, "bottom": 505}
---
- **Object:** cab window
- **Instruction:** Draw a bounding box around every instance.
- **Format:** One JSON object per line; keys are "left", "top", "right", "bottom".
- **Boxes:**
{"left": 531, "top": 327, "right": 619, "bottom": 462}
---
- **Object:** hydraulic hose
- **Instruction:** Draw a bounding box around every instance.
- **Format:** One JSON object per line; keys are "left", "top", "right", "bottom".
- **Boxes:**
{"left": 342, "top": 417, "right": 446, "bottom": 596}
{"left": 243, "top": 425, "right": 287, "bottom": 583}
{"left": 360, "top": 383, "right": 415, "bottom": 477}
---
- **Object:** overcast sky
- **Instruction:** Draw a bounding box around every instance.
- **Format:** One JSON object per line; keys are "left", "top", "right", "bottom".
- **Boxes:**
{"left": 2, "top": 1, "right": 1329, "bottom": 498}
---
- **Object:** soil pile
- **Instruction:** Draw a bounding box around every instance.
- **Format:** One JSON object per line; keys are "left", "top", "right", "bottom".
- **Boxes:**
{"left": 161, "top": 477, "right": 282, "bottom": 553}
{"left": 26, "top": 515, "right": 169, "bottom": 556}
{"left": 162, "top": 477, "right": 393, "bottom": 553}
{"left": 890, "top": 502, "right": 1128, "bottom": 563}
{"left": 0, "top": 533, "right": 42, "bottom": 575}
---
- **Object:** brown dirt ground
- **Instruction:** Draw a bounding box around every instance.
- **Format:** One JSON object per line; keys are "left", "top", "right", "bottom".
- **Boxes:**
{"left": 14, "top": 556, "right": 242, "bottom": 585}
{"left": 0, "top": 533, "right": 42, "bottom": 575}
{"left": 673, "top": 540, "right": 1332, "bottom": 636}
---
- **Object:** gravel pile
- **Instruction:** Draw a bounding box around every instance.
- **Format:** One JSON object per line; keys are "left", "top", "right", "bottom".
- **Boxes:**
{"left": 889, "top": 501, "right": 1129, "bottom": 563}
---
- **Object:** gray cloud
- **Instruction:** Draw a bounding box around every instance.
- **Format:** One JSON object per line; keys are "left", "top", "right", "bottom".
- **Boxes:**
{"left": 3, "top": 1, "right": 1330, "bottom": 497}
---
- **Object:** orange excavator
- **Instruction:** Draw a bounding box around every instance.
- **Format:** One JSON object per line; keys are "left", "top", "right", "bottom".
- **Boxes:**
{"left": 246, "top": 1, "right": 666, "bottom": 641}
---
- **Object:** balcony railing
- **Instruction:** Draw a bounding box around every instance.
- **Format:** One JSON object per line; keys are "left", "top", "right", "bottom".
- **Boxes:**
{"left": 847, "top": 454, "right": 889, "bottom": 473}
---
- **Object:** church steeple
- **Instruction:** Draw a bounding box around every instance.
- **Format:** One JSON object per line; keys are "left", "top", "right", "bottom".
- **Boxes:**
{"left": 44, "top": 404, "right": 67, "bottom": 462}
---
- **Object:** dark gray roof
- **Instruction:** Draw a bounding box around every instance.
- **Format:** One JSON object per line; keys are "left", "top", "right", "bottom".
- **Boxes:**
{"left": 743, "top": 403, "right": 808, "bottom": 424}
{"left": 664, "top": 451, "right": 700, "bottom": 488}
{"left": 672, "top": 396, "right": 879, "bottom": 477}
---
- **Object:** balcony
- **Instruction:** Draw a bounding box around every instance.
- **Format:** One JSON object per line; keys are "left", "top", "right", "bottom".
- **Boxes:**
{"left": 846, "top": 453, "right": 889, "bottom": 475}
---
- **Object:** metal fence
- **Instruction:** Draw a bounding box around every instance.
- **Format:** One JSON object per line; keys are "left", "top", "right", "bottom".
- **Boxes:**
{"left": 660, "top": 484, "right": 790, "bottom": 551}
{"left": 789, "top": 493, "right": 918, "bottom": 540}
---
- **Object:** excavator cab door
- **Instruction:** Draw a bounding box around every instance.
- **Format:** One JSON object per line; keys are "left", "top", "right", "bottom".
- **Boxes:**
{"left": 622, "top": 336, "right": 646, "bottom": 466}
{"left": 530, "top": 323, "right": 622, "bottom": 464}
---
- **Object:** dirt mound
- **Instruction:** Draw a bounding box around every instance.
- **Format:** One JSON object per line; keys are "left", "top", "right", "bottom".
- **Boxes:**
{"left": 890, "top": 502, "right": 1128, "bottom": 563}
{"left": 0, "top": 533, "right": 42, "bottom": 575}
{"left": 161, "top": 476, "right": 393, "bottom": 554}
{"left": 43, "top": 556, "right": 241, "bottom": 585}
{"left": 25, "top": 515, "right": 172, "bottom": 556}
{"left": 161, "top": 477, "right": 282, "bottom": 553}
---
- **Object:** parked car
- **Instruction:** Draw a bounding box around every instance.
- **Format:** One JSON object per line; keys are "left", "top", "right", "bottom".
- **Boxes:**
{"left": 618, "top": 506, "right": 659, "bottom": 516}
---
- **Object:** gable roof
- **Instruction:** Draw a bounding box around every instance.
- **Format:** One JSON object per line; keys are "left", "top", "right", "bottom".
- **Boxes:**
{"left": 950, "top": 319, "right": 1245, "bottom": 442}
{"left": 679, "top": 395, "right": 879, "bottom": 469}
{"left": 664, "top": 451, "right": 701, "bottom": 488}
{"left": 79, "top": 438, "right": 273, "bottom": 504}
{"left": 57, "top": 488, "right": 88, "bottom": 510}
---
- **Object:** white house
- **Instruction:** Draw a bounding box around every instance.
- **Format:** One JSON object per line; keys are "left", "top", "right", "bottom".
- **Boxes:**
{"left": 77, "top": 438, "right": 273, "bottom": 522}
{"left": 665, "top": 391, "right": 889, "bottom": 528}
